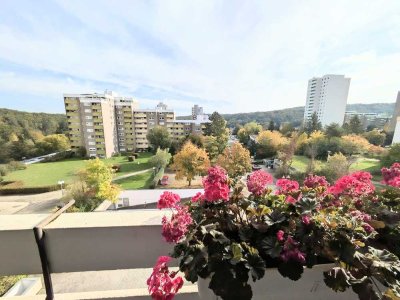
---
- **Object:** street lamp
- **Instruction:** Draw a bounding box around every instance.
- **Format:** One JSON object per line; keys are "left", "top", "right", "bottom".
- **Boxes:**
{"left": 58, "top": 180, "right": 65, "bottom": 196}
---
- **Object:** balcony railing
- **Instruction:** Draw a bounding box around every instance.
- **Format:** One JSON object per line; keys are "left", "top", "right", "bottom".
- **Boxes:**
{"left": 0, "top": 206, "right": 197, "bottom": 299}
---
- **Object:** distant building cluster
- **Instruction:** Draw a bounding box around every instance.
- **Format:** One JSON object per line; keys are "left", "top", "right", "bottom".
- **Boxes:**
{"left": 64, "top": 91, "right": 209, "bottom": 158}
{"left": 343, "top": 111, "right": 390, "bottom": 130}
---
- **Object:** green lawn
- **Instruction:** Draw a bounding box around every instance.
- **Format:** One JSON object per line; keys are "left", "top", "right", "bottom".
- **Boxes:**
{"left": 4, "top": 153, "right": 153, "bottom": 188}
{"left": 291, "top": 155, "right": 324, "bottom": 172}
{"left": 114, "top": 170, "right": 153, "bottom": 189}
{"left": 350, "top": 157, "right": 382, "bottom": 181}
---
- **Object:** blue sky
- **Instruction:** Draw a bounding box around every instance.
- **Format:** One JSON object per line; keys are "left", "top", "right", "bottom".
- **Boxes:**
{"left": 0, "top": 0, "right": 399, "bottom": 115}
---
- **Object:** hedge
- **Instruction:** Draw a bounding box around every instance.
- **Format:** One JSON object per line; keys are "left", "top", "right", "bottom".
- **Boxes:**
{"left": 0, "top": 184, "right": 61, "bottom": 195}
{"left": 150, "top": 167, "right": 165, "bottom": 189}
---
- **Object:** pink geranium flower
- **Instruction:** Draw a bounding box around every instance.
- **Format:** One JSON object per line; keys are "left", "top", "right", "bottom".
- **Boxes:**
{"left": 329, "top": 171, "right": 375, "bottom": 197}
{"left": 203, "top": 166, "right": 230, "bottom": 202}
{"left": 162, "top": 206, "right": 193, "bottom": 243}
{"left": 158, "top": 191, "right": 181, "bottom": 209}
{"left": 276, "top": 178, "right": 299, "bottom": 195}
{"left": 280, "top": 236, "right": 306, "bottom": 264}
{"left": 381, "top": 163, "right": 400, "bottom": 188}
{"left": 247, "top": 170, "right": 273, "bottom": 196}
{"left": 147, "top": 256, "right": 184, "bottom": 300}
{"left": 304, "top": 174, "right": 329, "bottom": 189}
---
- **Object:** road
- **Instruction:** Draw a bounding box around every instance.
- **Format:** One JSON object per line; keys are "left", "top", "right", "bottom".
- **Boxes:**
{"left": 0, "top": 190, "right": 63, "bottom": 215}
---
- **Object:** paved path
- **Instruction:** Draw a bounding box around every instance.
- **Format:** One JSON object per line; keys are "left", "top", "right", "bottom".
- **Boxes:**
{"left": 0, "top": 190, "right": 63, "bottom": 214}
{"left": 112, "top": 168, "right": 153, "bottom": 181}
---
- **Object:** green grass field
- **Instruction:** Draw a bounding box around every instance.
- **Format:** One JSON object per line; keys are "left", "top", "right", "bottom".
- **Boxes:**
{"left": 3, "top": 153, "right": 153, "bottom": 188}
{"left": 114, "top": 170, "right": 153, "bottom": 189}
{"left": 292, "top": 155, "right": 324, "bottom": 172}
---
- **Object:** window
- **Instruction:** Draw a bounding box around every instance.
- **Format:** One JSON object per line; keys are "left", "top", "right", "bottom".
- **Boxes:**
{"left": 118, "top": 127, "right": 124, "bottom": 130}
{"left": 119, "top": 138, "right": 125, "bottom": 141}
{"left": 86, "top": 122, "right": 93, "bottom": 126}
{"left": 87, "top": 129, "right": 94, "bottom": 133}
{"left": 88, "top": 141, "right": 96, "bottom": 146}
{"left": 118, "top": 122, "right": 123, "bottom": 125}
{"left": 89, "top": 148, "right": 96, "bottom": 151}
{"left": 83, "top": 102, "right": 91, "bottom": 107}
{"left": 85, "top": 116, "right": 92, "bottom": 120}
{"left": 84, "top": 109, "right": 92, "bottom": 113}
{"left": 118, "top": 133, "right": 124, "bottom": 136}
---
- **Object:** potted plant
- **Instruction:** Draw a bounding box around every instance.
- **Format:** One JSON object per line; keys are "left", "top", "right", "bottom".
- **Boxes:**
{"left": 147, "top": 167, "right": 400, "bottom": 300}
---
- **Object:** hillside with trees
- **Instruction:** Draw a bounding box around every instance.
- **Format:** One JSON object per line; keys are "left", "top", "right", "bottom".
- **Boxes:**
{"left": 0, "top": 108, "right": 67, "bottom": 143}
{"left": 223, "top": 103, "right": 395, "bottom": 128}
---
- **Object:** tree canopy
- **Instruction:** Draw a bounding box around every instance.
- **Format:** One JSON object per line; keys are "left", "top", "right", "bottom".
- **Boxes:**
{"left": 146, "top": 126, "right": 172, "bottom": 151}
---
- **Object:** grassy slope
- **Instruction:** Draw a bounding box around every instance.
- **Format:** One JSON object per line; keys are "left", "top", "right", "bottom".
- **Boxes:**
{"left": 291, "top": 155, "right": 324, "bottom": 172}
{"left": 4, "top": 153, "right": 153, "bottom": 187}
{"left": 114, "top": 170, "right": 153, "bottom": 189}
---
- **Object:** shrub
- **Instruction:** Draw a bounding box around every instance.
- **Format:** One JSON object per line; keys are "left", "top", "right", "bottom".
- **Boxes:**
{"left": 128, "top": 156, "right": 135, "bottom": 162}
{"left": 0, "top": 184, "right": 60, "bottom": 195}
{"left": 7, "top": 161, "right": 27, "bottom": 171}
{"left": 0, "top": 165, "right": 8, "bottom": 176}
{"left": 150, "top": 167, "right": 165, "bottom": 189}
{"left": 111, "top": 165, "right": 121, "bottom": 173}
{"left": 381, "top": 143, "right": 400, "bottom": 167}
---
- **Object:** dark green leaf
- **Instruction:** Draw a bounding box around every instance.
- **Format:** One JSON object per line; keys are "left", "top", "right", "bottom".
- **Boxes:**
{"left": 323, "top": 267, "right": 351, "bottom": 292}
{"left": 246, "top": 253, "right": 266, "bottom": 281}
{"left": 259, "top": 236, "right": 282, "bottom": 258}
{"left": 277, "top": 261, "right": 303, "bottom": 281}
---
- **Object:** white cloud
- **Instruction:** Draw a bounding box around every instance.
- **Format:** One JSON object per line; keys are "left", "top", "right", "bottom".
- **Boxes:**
{"left": 0, "top": 0, "right": 399, "bottom": 113}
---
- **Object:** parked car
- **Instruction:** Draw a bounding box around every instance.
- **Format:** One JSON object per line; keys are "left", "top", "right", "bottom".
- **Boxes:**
{"left": 252, "top": 165, "right": 262, "bottom": 171}
{"left": 161, "top": 175, "right": 169, "bottom": 186}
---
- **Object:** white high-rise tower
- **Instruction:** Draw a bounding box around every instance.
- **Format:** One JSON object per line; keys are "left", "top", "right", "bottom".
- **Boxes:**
{"left": 304, "top": 74, "right": 351, "bottom": 126}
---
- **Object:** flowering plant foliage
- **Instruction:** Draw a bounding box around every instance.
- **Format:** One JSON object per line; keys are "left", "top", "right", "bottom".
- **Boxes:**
{"left": 382, "top": 163, "right": 400, "bottom": 188}
{"left": 148, "top": 168, "right": 400, "bottom": 300}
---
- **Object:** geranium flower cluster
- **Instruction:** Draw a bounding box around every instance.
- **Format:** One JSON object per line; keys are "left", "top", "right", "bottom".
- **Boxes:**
{"left": 246, "top": 170, "right": 273, "bottom": 196}
{"left": 329, "top": 171, "right": 375, "bottom": 197}
{"left": 202, "top": 166, "right": 230, "bottom": 202}
{"left": 381, "top": 163, "right": 400, "bottom": 188}
{"left": 147, "top": 256, "right": 184, "bottom": 300}
{"left": 303, "top": 174, "right": 329, "bottom": 189}
{"left": 161, "top": 206, "right": 192, "bottom": 243}
{"left": 158, "top": 191, "right": 181, "bottom": 209}
{"left": 280, "top": 236, "right": 306, "bottom": 264}
{"left": 275, "top": 178, "right": 299, "bottom": 194}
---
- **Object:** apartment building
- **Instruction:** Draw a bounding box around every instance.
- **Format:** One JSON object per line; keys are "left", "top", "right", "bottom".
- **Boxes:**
{"left": 304, "top": 74, "right": 351, "bottom": 126}
{"left": 64, "top": 91, "right": 121, "bottom": 158}
{"left": 191, "top": 105, "right": 204, "bottom": 120}
{"left": 388, "top": 91, "right": 400, "bottom": 132}
{"left": 344, "top": 111, "right": 390, "bottom": 130}
{"left": 115, "top": 97, "right": 139, "bottom": 153}
{"left": 65, "top": 92, "right": 209, "bottom": 157}
{"left": 393, "top": 117, "right": 400, "bottom": 144}
{"left": 133, "top": 102, "right": 175, "bottom": 151}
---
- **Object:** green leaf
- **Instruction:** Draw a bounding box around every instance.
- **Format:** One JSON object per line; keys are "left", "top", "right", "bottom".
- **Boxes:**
{"left": 231, "top": 243, "right": 243, "bottom": 264}
{"left": 296, "top": 197, "right": 318, "bottom": 214}
{"left": 238, "top": 226, "right": 254, "bottom": 242}
{"left": 323, "top": 267, "right": 351, "bottom": 292}
{"left": 277, "top": 261, "right": 303, "bottom": 281}
{"left": 259, "top": 236, "right": 282, "bottom": 258}
{"left": 246, "top": 253, "right": 266, "bottom": 281}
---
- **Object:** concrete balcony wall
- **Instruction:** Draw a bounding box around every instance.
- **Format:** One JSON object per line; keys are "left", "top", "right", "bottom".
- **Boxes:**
{"left": 0, "top": 211, "right": 174, "bottom": 275}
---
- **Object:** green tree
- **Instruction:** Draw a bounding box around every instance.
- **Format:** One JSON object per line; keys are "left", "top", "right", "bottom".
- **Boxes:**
{"left": 146, "top": 126, "right": 172, "bottom": 151}
{"left": 237, "top": 122, "right": 262, "bottom": 144}
{"left": 325, "top": 123, "right": 344, "bottom": 138}
{"left": 305, "top": 112, "right": 322, "bottom": 134}
{"left": 267, "top": 120, "right": 275, "bottom": 131}
{"left": 36, "top": 134, "right": 70, "bottom": 155}
{"left": 216, "top": 142, "right": 252, "bottom": 178}
{"left": 204, "top": 112, "right": 229, "bottom": 154}
{"left": 345, "top": 115, "right": 364, "bottom": 134}
{"left": 204, "top": 136, "right": 220, "bottom": 161}
{"left": 363, "top": 129, "right": 386, "bottom": 146}
{"left": 280, "top": 122, "right": 294, "bottom": 136}
{"left": 321, "top": 153, "right": 351, "bottom": 182}
{"left": 381, "top": 143, "right": 400, "bottom": 167}
{"left": 75, "top": 158, "right": 120, "bottom": 211}
{"left": 150, "top": 148, "right": 172, "bottom": 171}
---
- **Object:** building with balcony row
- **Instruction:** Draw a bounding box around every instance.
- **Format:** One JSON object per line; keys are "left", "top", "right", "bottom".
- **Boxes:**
{"left": 64, "top": 91, "right": 209, "bottom": 157}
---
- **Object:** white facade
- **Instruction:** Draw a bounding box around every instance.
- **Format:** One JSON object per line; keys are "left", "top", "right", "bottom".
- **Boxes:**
{"left": 392, "top": 117, "right": 400, "bottom": 144}
{"left": 304, "top": 74, "right": 350, "bottom": 126}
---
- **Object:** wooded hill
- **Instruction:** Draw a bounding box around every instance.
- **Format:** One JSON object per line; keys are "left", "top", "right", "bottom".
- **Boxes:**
{"left": 0, "top": 108, "right": 67, "bottom": 143}
{"left": 222, "top": 103, "right": 395, "bottom": 128}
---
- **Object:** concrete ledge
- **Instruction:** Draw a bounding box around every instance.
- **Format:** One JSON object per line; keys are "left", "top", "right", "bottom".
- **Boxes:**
{"left": 0, "top": 214, "right": 48, "bottom": 275}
